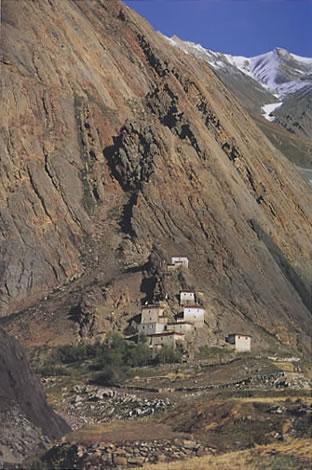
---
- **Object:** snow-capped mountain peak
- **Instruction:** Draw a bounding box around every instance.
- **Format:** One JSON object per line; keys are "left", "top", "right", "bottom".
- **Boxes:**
{"left": 165, "top": 35, "right": 312, "bottom": 98}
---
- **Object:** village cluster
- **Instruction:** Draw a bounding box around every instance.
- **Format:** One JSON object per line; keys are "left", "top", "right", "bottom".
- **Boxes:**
{"left": 137, "top": 257, "right": 251, "bottom": 353}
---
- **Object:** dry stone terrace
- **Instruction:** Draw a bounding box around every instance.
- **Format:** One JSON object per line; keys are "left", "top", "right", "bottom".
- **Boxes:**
{"left": 35, "top": 436, "right": 209, "bottom": 469}
{"left": 34, "top": 347, "right": 311, "bottom": 469}
{"left": 28, "top": 388, "right": 312, "bottom": 469}
{"left": 59, "top": 384, "right": 172, "bottom": 429}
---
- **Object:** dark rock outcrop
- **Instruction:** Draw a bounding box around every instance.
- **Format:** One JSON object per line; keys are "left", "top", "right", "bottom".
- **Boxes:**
{"left": 104, "top": 121, "right": 162, "bottom": 191}
{"left": 0, "top": 328, "right": 70, "bottom": 463}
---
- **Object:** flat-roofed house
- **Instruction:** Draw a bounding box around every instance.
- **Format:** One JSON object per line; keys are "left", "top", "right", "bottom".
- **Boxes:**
{"left": 179, "top": 291, "right": 195, "bottom": 306}
{"left": 139, "top": 303, "right": 168, "bottom": 338}
{"left": 182, "top": 305, "right": 205, "bottom": 324}
{"left": 141, "top": 304, "right": 166, "bottom": 323}
{"left": 226, "top": 334, "right": 251, "bottom": 352}
{"left": 166, "top": 321, "right": 193, "bottom": 334}
{"left": 147, "top": 332, "right": 185, "bottom": 350}
{"left": 171, "top": 257, "right": 189, "bottom": 269}
{"left": 138, "top": 322, "right": 166, "bottom": 336}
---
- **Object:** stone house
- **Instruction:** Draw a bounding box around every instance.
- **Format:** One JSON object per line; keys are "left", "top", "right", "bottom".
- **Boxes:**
{"left": 138, "top": 321, "right": 167, "bottom": 336}
{"left": 182, "top": 305, "right": 205, "bottom": 324}
{"left": 171, "top": 257, "right": 189, "bottom": 269}
{"left": 179, "top": 291, "right": 195, "bottom": 306}
{"left": 141, "top": 304, "right": 166, "bottom": 323}
{"left": 226, "top": 334, "right": 251, "bottom": 352}
{"left": 166, "top": 321, "right": 193, "bottom": 334}
{"left": 147, "top": 332, "right": 185, "bottom": 350}
{"left": 139, "top": 303, "right": 168, "bottom": 337}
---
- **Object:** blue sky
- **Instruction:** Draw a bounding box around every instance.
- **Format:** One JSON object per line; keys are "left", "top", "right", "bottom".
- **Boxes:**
{"left": 124, "top": 0, "right": 312, "bottom": 57}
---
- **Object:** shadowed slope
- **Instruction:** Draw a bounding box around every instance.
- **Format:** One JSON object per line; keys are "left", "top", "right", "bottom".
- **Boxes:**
{"left": 0, "top": 328, "right": 70, "bottom": 462}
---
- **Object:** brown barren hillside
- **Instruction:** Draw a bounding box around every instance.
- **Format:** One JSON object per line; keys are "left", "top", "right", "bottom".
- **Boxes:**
{"left": 1, "top": 0, "right": 312, "bottom": 352}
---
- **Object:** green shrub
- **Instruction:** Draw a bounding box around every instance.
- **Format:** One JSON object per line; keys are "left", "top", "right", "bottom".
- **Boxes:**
{"left": 39, "top": 333, "right": 183, "bottom": 384}
{"left": 125, "top": 341, "right": 152, "bottom": 367}
{"left": 91, "top": 365, "right": 130, "bottom": 386}
{"left": 91, "top": 366, "right": 117, "bottom": 386}
{"left": 154, "top": 345, "right": 182, "bottom": 364}
{"left": 55, "top": 343, "right": 97, "bottom": 364}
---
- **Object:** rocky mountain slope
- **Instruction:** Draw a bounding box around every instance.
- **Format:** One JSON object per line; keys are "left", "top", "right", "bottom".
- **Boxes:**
{"left": 1, "top": 0, "right": 312, "bottom": 353}
{"left": 167, "top": 37, "right": 312, "bottom": 111}
{"left": 0, "top": 328, "right": 70, "bottom": 464}
{"left": 274, "top": 85, "right": 312, "bottom": 137}
{"left": 167, "top": 37, "right": 312, "bottom": 168}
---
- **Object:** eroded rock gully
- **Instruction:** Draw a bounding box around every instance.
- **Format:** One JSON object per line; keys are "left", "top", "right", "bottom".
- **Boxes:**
{"left": 1, "top": 0, "right": 312, "bottom": 353}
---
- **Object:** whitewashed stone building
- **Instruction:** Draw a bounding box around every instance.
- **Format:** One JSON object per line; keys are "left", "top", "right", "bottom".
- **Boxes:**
{"left": 141, "top": 304, "right": 166, "bottom": 323}
{"left": 226, "top": 334, "right": 251, "bottom": 352}
{"left": 182, "top": 305, "right": 205, "bottom": 325}
{"left": 171, "top": 257, "right": 189, "bottom": 269}
{"left": 179, "top": 291, "right": 195, "bottom": 306}
{"left": 139, "top": 304, "right": 168, "bottom": 338}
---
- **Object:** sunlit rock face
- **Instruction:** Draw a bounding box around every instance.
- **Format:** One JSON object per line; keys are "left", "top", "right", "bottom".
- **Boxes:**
{"left": 1, "top": 0, "right": 312, "bottom": 353}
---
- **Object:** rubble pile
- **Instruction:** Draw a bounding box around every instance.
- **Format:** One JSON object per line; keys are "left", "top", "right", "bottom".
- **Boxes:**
{"left": 38, "top": 438, "right": 212, "bottom": 469}
{"left": 176, "top": 371, "right": 312, "bottom": 392}
{"left": 243, "top": 372, "right": 311, "bottom": 390}
{"left": 63, "top": 385, "right": 171, "bottom": 427}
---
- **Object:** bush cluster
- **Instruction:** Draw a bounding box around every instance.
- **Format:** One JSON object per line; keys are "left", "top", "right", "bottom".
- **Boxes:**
{"left": 42, "top": 333, "right": 182, "bottom": 385}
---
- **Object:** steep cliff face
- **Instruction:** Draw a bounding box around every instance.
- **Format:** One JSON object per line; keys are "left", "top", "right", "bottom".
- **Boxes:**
{"left": 1, "top": 0, "right": 312, "bottom": 351}
{"left": 0, "top": 328, "right": 70, "bottom": 463}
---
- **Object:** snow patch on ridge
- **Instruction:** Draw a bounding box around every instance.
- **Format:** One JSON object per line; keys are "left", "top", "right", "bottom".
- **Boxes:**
{"left": 290, "top": 53, "right": 312, "bottom": 64}
{"left": 261, "top": 102, "right": 283, "bottom": 122}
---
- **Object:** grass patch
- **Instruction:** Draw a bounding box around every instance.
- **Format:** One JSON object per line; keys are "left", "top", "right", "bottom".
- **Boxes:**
{"left": 233, "top": 396, "right": 312, "bottom": 405}
{"left": 131, "top": 439, "right": 312, "bottom": 470}
{"left": 196, "top": 346, "right": 232, "bottom": 361}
